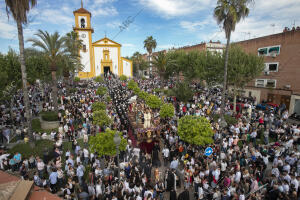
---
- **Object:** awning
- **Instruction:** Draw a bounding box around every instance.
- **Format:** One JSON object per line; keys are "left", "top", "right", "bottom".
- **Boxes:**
{"left": 268, "top": 46, "right": 280, "bottom": 53}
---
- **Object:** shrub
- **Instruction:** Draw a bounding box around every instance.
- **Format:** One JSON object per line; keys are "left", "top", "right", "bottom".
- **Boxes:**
{"left": 89, "top": 129, "right": 127, "bottom": 156}
{"left": 8, "top": 139, "right": 54, "bottom": 159}
{"left": 133, "top": 86, "right": 141, "bottom": 94}
{"left": 171, "top": 82, "right": 193, "bottom": 103}
{"left": 93, "top": 110, "right": 112, "bottom": 127}
{"left": 128, "top": 80, "right": 138, "bottom": 90}
{"left": 145, "top": 94, "right": 162, "bottom": 109}
{"left": 95, "top": 76, "right": 104, "bottom": 83}
{"left": 41, "top": 111, "right": 58, "bottom": 121}
{"left": 74, "top": 77, "right": 80, "bottom": 82}
{"left": 96, "top": 86, "right": 107, "bottom": 96}
{"left": 160, "top": 103, "right": 175, "bottom": 119}
{"left": 153, "top": 88, "right": 162, "bottom": 94}
{"left": 68, "top": 88, "right": 77, "bottom": 94}
{"left": 211, "top": 114, "right": 238, "bottom": 126}
{"left": 32, "top": 118, "right": 42, "bottom": 132}
{"left": 119, "top": 75, "right": 128, "bottom": 81}
{"left": 92, "top": 102, "right": 106, "bottom": 111}
{"left": 137, "top": 91, "right": 149, "bottom": 100}
{"left": 105, "top": 96, "right": 111, "bottom": 103}
{"left": 178, "top": 116, "right": 214, "bottom": 146}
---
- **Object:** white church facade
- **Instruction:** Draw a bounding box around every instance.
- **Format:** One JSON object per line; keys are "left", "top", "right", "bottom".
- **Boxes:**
{"left": 73, "top": 6, "right": 133, "bottom": 79}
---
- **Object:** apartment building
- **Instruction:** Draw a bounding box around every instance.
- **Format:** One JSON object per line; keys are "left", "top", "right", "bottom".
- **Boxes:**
{"left": 235, "top": 27, "right": 300, "bottom": 115}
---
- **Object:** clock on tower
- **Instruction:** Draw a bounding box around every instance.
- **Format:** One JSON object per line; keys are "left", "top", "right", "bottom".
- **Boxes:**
{"left": 73, "top": 3, "right": 94, "bottom": 79}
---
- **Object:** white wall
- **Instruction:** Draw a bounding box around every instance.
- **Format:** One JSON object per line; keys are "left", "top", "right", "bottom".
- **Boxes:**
{"left": 289, "top": 95, "right": 300, "bottom": 116}
{"left": 122, "top": 59, "right": 131, "bottom": 77}
{"left": 78, "top": 30, "right": 91, "bottom": 73}
{"left": 94, "top": 46, "right": 119, "bottom": 76}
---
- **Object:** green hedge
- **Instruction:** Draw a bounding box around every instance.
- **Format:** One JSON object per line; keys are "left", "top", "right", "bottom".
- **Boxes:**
{"left": 41, "top": 111, "right": 59, "bottom": 121}
{"left": 145, "top": 94, "right": 162, "bottom": 109}
{"left": 95, "top": 76, "right": 104, "bottom": 83}
{"left": 119, "top": 75, "right": 128, "bottom": 81}
{"left": 105, "top": 96, "right": 111, "bottom": 103}
{"left": 96, "top": 86, "right": 107, "bottom": 96}
{"left": 178, "top": 116, "right": 214, "bottom": 146}
{"left": 68, "top": 88, "right": 77, "bottom": 94}
{"left": 160, "top": 103, "right": 175, "bottom": 119}
{"left": 74, "top": 77, "right": 80, "bottom": 82}
{"left": 92, "top": 102, "right": 106, "bottom": 111}
{"left": 211, "top": 114, "right": 238, "bottom": 126}
{"left": 137, "top": 91, "right": 149, "bottom": 100}
{"left": 128, "top": 80, "right": 138, "bottom": 90}
{"left": 8, "top": 139, "right": 54, "bottom": 159}
{"left": 32, "top": 118, "right": 42, "bottom": 132}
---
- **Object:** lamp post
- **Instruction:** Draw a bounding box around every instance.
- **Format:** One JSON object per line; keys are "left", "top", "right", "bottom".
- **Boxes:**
{"left": 113, "top": 133, "right": 121, "bottom": 180}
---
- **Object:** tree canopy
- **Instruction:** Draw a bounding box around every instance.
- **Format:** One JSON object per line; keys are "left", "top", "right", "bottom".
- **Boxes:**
{"left": 92, "top": 110, "right": 112, "bottom": 128}
{"left": 92, "top": 102, "right": 106, "bottom": 112}
{"left": 89, "top": 129, "right": 127, "bottom": 157}
{"left": 178, "top": 116, "right": 214, "bottom": 146}
{"left": 159, "top": 103, "right": 175, "bottom": 119}
{"left": 144, "top": 36, "right": 157, "bottom": 55}
{"left": 96, "top": 86, "right": 108, "bottom": 96}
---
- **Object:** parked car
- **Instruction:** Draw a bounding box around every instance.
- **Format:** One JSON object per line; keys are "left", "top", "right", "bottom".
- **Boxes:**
{"left": 256, "top": 102, "right": 279, "bottom": 111}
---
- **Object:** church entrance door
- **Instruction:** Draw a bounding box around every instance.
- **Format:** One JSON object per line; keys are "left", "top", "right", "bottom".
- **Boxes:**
{"left": 104, "top": 66, "right": 110, "bottom": 75}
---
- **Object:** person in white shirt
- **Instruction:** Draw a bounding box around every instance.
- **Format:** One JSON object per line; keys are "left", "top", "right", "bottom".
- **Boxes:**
{"left": 291, "top": 175, "right": 299, "bottom": 192}
{"left": 235, "top": 170, "right": 241, "bottom": 183}
{"left": 36, "top": 158, "right": 45, "bottom": 178}
{"left": 83, "top": 148, "right": 89, "bottom": 165}
{"left": 162, "top": 147, "right": 169, "bottom": 166}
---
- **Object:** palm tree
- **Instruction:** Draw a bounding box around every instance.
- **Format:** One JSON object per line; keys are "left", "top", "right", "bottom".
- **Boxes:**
{"left": 143, "top": 36, "right": 157, "bottom": 76}
{"left": 27, "top": 30, "right": 66, "bottom": 112}
{"left": 151, "top": 51, "right": 176, "bottom": 80}
{"left": 5, "top": 0, "right": 37, "bottom": 139}
{"left": 214, "top": 0, "right": 252, "bottom": 118}
{"left": 63, "top": 31, "right": 83, "bottom": 85}
{"left": 132, "top": 51, "right": 143, "bottom": 77}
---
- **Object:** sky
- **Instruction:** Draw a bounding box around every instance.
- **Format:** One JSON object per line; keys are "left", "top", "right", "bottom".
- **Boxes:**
{"left": 0, "top": 0, "right": 300, "bottom": 57}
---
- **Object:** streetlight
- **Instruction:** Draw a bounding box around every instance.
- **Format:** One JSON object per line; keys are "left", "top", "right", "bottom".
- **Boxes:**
{"left": 113, "top": 133, "right": 121, "bottom": 180}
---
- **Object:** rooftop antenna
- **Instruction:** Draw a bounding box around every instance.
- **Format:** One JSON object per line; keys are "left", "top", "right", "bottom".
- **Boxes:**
{"left": 81, "top": 0, "right": 83, "bottom": 8}
{"left": 105, "top": 31, "right": 107, "bottom": 38}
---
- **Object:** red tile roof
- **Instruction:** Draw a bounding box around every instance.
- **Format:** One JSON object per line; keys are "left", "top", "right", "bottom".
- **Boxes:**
{"left": 73, "top": 7, "right": 91, "bottom": 16}
{"left": 29, "top": 186, "right": 61, "bottom": 200}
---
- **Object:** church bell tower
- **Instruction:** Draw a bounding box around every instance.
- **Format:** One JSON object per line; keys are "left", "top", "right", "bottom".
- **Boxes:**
{"left": 73, "top": 1, "right": 94, "bottom": 78}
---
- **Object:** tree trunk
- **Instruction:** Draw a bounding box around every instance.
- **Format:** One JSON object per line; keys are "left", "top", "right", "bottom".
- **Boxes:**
{"left": 17, "top": 20, "right": 32, "bottom": 140}
{"left": 221, "top": 32, "right": 231, "bottom": 119}
{"left": 233, "top": 87, "right": 237, "bottom": 114}
{"left": 51, "top": 71, "right": 59, "bottom": 112}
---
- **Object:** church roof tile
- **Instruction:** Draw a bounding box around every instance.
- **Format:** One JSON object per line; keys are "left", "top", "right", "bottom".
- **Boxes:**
{"left": 73, "top": 7, "right": 91, "bottom": 16}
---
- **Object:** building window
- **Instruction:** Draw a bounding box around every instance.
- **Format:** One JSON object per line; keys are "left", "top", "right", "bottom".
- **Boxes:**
{"left": 255, "top": 79, "right": 277, "bottom": 88}
{"left": 266, "top": 79, "right": 276, "bottom": 88}
{"left": 265, "top": 62, "right": 279, "bottom": 72}
{"left": 83, "top": 45, "right": 87, "bottom": 52}
{"left": 258, "top": 45, "right": 281, "bottom": 56}
{"left": 255, "top": 79, "right": 265, "bottom": 87}
{"left": 258, "top": 48, "right": 268, "bottom": 56}
{"left": 81, "top": 18, "right": 86, "bottom": 28}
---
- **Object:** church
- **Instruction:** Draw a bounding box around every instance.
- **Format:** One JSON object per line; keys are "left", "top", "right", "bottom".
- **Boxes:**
{"left": 73, "top": 5, "right": 133, "bottom": 79}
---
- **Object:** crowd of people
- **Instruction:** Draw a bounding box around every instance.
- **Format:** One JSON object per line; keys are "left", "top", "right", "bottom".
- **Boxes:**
{"left": 0, "top": 73, "right": 299, "bottom": 200}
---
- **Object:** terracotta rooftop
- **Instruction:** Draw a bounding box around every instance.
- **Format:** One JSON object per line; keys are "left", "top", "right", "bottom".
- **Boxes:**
{"left": 0, "top": 171, "right": 60, "bottom": 200}
{"left": 73, "top": 7, "right": 91, "bottom": 16}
